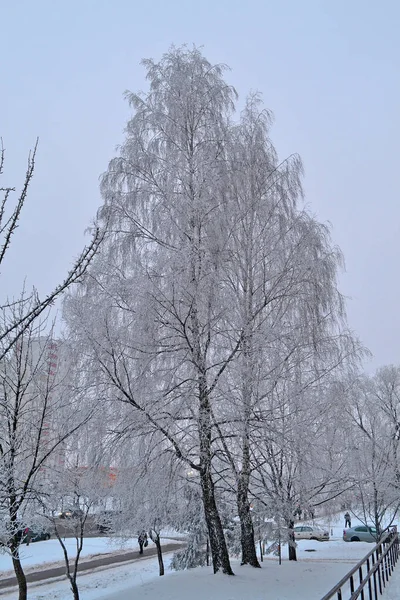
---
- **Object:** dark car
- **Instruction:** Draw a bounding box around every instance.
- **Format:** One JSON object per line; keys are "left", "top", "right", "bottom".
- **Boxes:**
{"left": 21, "top": 527, "right": 51, "bottom": 543}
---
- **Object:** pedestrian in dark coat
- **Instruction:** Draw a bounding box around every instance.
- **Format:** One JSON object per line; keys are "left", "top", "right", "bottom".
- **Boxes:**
{"left": 138, "top": 530, "right": 148, "bottom": 554}
{"left": 344, "top": 512, "right": 351, "bottom": 528}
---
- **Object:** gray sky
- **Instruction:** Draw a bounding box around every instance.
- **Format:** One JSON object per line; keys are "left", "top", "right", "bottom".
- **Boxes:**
{"left": 2, "top": 0, "right": 399, "bottom": 370}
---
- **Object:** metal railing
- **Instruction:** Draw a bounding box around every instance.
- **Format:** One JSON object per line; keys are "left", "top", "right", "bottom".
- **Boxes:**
{"left": 320, "top": 529, "right": 399, "bottom": 600}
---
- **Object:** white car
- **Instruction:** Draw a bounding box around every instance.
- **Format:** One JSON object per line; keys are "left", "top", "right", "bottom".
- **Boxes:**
{"left": 293, "top": 525, "right": 329, "bottom": 541}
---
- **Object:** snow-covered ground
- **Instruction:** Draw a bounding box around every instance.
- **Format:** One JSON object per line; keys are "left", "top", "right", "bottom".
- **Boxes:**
{"left": 97, "top": 559, "right": 382, "bottom": 600}
{"left": 0, "top": 536, "right": 380, "bottom": 600}
{"left": 0, "top": 535, "right": 180, "bottom": 577}
{"left": 0, "top": 555, "right": 176, "bottom": 600}
{"left": 0, "top": 545, "right": 382, "bottom": 600}
{"left": 2, "top": 513, "right": 399, "bottom": 600}
{"left": 281, "top": 537, "right": 378, "bottom": 561}
{"left": 382, "top": 559, "right": 400, "bottom": 600}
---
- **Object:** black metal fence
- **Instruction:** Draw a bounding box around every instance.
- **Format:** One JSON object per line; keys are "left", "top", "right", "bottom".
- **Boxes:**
{"left": 320, "top": 529, "right": 399, "bottom": 600}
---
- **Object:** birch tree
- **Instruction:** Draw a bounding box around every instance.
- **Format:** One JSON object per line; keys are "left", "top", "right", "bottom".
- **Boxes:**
{"left": 65, "top": 46, "right": 238, "bottom": 575}
{"left": 63, "top": 44, "right": 361, "bottom": 573}
{"left": 209, "top": 94, "right": 360, "bottom": 564}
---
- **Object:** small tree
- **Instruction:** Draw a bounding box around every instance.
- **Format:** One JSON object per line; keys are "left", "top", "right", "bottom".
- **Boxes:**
{"left": 42, "top": 460, "right": 111, "bottom": 600}
{"left": 0, "top": 322, "right": 94, "bottom": 600}
{"left": 170, "top": 480, "right": 209, "bottom": 571}
{"left": 109, "top": 434, "right": 189, "bottom": 576}
{"left": 0, "top": 140, "right": 102, "bottom": 363}
{"left": 346, "top": 371, "right": 400, "bottom": 540}
{"left": 149, "top": 525, "right": 165, "bottom": 576}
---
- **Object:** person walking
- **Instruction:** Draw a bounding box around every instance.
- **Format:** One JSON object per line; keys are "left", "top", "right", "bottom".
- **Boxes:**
{"left": 344, "top": 512, "right": 351, "bottom": 528}
{"left": 24, "top": 527, "right": 32, "bottom": 546}
{"left": 138, "top": 530, "right": 148, "bottom": 555}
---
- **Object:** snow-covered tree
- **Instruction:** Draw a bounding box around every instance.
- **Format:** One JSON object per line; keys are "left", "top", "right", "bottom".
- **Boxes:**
{"left": 0, "top": 318, "right": 95, "bottom": 600}
{"left": 63, "top": 44, "right": 361, "bottom": 573}
{"left": 170, "top": 474, "right": 209, "bottom": 571}
{"left": 64, "top": 45, "right": 239, "bottom": 575}
{"left": 43, "top": 457, "right": 113, "bottom": 600}
{"left": 0, "top": 141, "right": 101, "bottom": 363}
{"left": 108, "top": 434, "right": 185, "bottom": 576}
{"left": 345, "top": 368, "right": 400, "bottom": 539}
{"left": 209, "top": 94, "right": 361, "bottom": 563}
{"left": 0, "top": 139, "right": 102, "bottom": 600}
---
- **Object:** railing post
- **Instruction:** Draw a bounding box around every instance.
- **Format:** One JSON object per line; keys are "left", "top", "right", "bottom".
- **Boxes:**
{"left": 371, "top": 553, "right": 378, "bottom": 600}
{"left": 367, "top": 558, "right": 372, "bottom": 600}
{"left": 383, "top": 546, "right": 389, "bottom": 583}
{"left": 376, "top": 548, "right": 383, "bottom": 595}
{"left": 359, "top": 565, "right": 365, "bottom": 600}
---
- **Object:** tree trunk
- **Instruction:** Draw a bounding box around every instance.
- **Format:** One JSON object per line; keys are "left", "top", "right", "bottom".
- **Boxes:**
{"left": 197, "top": 364, "right": 233, "bottom": 575}
{"left": 155, "top": 538, "right": 164, "bottom": 576}
{"left": 287, "top": 520, "right": 297, "bottom": 561}
{"left": 69, "top": 578, "right": 80, "bottom": 600}
{"left": 12, "top": 554, "right": 27, "bottom": 600}
{"left": 200, "top": 469, "right": 234, "bottom": 575}
{"left": 54, "top": 523, "right": 83, "bottom": 600}
{"left": 259, "top": 539, "right": 263, "bottom": 562}
{"left": 236, "top": 297, "right": 259, "bottom": 568}
{"left": 9, "top": 498, "right": 27, "bottom": 600}
{"left": 237, "top": 474, "right": 260, "bottom": 567}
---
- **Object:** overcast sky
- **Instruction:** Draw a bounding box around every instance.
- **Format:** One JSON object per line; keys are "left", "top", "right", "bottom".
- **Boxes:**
{"left": 2, "top": 0, "right": 399, "bottom": 370}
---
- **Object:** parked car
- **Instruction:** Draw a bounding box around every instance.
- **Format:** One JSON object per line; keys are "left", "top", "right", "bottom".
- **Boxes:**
{"left": 21, "top": 527, "right": 51, "bottom": 543}
{"left": 343, "top": 526, "right": 378, "bottom": 543}
{"left": 293, "top": 525, "right": 329, "bottom": 541}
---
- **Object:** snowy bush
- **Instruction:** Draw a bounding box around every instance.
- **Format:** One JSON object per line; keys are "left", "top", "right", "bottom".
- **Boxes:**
{"left": 170, "top": 528, "right": 207, "bottom": 570}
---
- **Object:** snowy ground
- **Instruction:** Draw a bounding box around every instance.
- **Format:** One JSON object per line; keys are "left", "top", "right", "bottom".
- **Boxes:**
{"left": 0, "top": 545, "right": 379, "bottom": 600}
{"left": 0, "top": 537, "right": 379, "bottom": 600}
{"left": 0, "top": 535, "right": 180, "bottom": 577}
{"left": 382, "top": 560, "right": 400, "bottom": 600}
{"left": 2, "top": 513, "right": 399, "bottom": 599}
{"left": 0, "top": 555, "right": 173, "bottom": 600}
